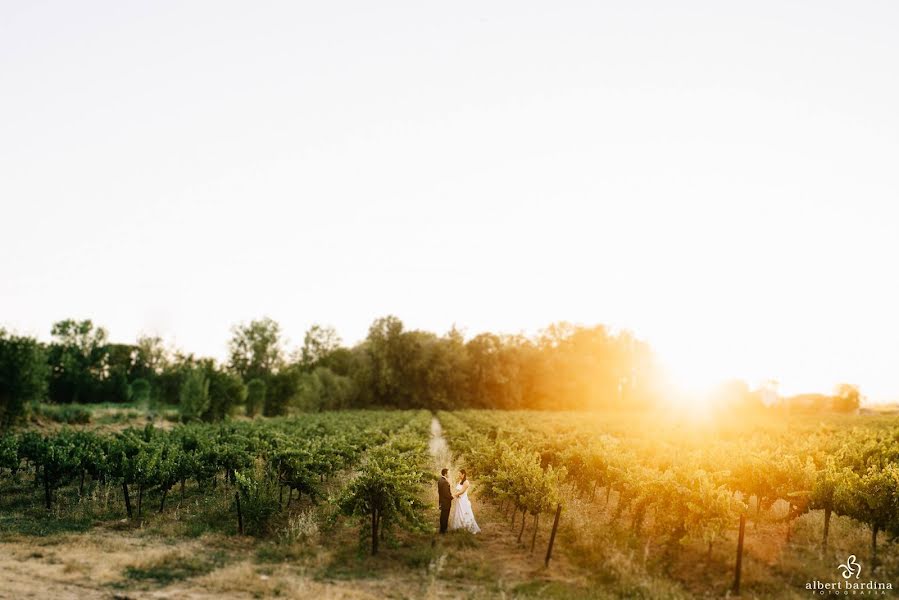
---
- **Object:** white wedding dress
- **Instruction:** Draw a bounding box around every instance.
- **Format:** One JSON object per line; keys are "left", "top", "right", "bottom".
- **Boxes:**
{"left": 449, "top": 482, "right": 481, "bottom": 534}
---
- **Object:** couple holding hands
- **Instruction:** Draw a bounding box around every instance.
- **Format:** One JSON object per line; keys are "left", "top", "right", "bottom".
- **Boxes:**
{"left": 437, "top": 468, "right": 481, "bottom": 534}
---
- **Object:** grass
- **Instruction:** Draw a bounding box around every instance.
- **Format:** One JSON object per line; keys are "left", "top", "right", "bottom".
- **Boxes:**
{"left": 27, "top": 401, "right": 181, "bottom": 429}
{"left": 0, "top": 512, "right": 94, "bottom": 538}
{"left": 123, "top": 550, "right": 228, "bottom": 585}
{"left": 30, "top": 403, "right": 92, "bottom": 424}
{"left": 512, "top": 580, "right": 613, "bottom": 599}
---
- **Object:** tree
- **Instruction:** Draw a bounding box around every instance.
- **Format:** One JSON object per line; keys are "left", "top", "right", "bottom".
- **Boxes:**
{"left": 833, "top": 383, "right": 861, "bottom": 413}
{"left": 134, "top": 335, "right": 168, "bottom": 377}
{"left": 0, "top": 331, "right": 48, "bottom": 429}
{"left": 130, "top": 378, "right": 152, "bottom": 407}
{"left": 48, "top": 319, "right": 107, "bottom": 402}
{"left": 363, "top": 316, "right": 407, "bottom": 405}
{"left": 264, "top": 368, "right": 299, "bottom": 416}
{"left": 204, "top": 367, "right": 247, "bottom": 421}
{"left": 299, "top": 325, "right": 342, "bottom": 370}
{"left": 99, "top": 343, "right": 136, "bottom": 403}
{"left": 295, "top": 367, "right": 354, "bottom": 411}
{"left": 245, "top": 379, "right": 266, "bottom": 417}
{"left": 227, "top": 318, "right": 284, "bottom": 381}
{"left": 51, "top": 319, "right": 108, "bottom": 355}
{"left": 179, "top": 369, "right": 209, "bottom": 422}
{"left": 132, "top": 335, "right": 169, "bottom": 404}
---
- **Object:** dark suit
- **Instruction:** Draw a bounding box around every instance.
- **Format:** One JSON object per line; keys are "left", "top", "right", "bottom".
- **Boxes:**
{"left": 438, "top": 476, "right": 453, "bottom": 533}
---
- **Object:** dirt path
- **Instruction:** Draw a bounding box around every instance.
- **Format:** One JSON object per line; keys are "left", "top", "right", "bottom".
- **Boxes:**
{"left": 428, "top": 416, "right": 452, "bottom": 472}
{"left": 423, "top": 415, "right": 586, "bottom": 598}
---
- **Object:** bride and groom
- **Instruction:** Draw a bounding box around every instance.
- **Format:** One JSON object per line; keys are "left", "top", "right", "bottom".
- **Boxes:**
{"left": 437, "top": 468, "right": 480, "bottom": 534}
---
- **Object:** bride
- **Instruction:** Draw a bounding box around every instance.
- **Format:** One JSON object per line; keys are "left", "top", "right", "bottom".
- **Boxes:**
{"left": 449, "top": 469, "right": 480, "bottom": 534}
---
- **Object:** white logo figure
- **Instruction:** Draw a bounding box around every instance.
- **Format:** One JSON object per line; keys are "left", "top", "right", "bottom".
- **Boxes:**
{"left": 838, "top": 555, "right": 861, "bottom": 579}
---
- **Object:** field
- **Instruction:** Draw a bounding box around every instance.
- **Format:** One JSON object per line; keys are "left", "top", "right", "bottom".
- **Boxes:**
{"left": 0, "top": 408, "right": 897, "bottom": 599}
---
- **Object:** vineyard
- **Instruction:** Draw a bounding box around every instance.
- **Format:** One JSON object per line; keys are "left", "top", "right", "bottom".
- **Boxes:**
{"left": 0, "top": 409, "right": 897, "bottom": 598}
{"left": 439, "top": 410, "right": 899, "bottom": 597}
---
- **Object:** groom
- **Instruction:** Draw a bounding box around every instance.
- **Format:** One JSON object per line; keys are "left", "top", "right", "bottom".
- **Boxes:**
{"left": 437, "top": 468, "right": 453, "bottom": 534}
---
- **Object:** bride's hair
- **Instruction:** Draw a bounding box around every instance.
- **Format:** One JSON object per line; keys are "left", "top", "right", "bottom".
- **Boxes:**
{"left": 459, "top": 469, "right": 467, "bottom": 484}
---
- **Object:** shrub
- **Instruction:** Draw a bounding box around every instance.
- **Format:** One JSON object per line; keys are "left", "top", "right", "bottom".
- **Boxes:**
{"left": 0, "top": 331, "right": 48, "bottom": 429}
{"left": 245, "top": 379, "right": 266, "bottom": 417}
{"left": 235, "top": 467, "right": 280, "bottom": 536}
{"left": 32, "top": 403, "right": 92, "bottom": 424}
{"left": 129, "top": 378, "right": 152, "bottom": 407}
{"left": 179, "top": 369, "right": 209, "bottom": 422}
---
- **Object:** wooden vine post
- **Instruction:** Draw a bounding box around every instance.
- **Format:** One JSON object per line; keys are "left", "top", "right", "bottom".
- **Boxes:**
{"left": 544, "top": 503, "right": 562, "bottom": 567}
{"left": 235, "top": 491, "right": 244, "bottom": 535}
{"left": 732, "top": 513, "right": 746, "bottom": 596}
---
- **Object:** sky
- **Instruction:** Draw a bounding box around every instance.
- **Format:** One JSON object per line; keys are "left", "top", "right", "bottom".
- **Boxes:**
{"left": 1, "top": 1, "right": 898, "bottom": 402}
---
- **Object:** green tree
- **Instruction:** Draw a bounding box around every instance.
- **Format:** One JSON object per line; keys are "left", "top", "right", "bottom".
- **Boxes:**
{"left": 227, "top": 317, "right": 284, "bottom": 381}
{"left": 263, "top": 368, "right": 299, "bottom": 416}
{"left": 299, "top": 324, "right": 342, "bottom": 370}
{"left": 296, "top": 367, "right": 354, "bottom": 411}
{"left": 130, "top": 378, "right": 152, "bottom": 407}
{"left": 179, "top": 369, "right": 209, "bottom": 422}
{"left": 245, "top": 378, "right": 266, "bottom": 417}
{"left": 47, "top": 319, "right": 111, "bottom": 404}
{"left": 0, "top": 330, "right": 49, "bottom": 429}
{"left": 134, "top": 334, "right": 168, "bottom": 378}
{"left": 204, "top": 367, "right": 247, "bottom": 421}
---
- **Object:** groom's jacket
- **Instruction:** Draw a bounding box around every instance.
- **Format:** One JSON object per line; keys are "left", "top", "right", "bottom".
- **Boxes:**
{"left": 438, "top": 476, "right": 453, "bottom": 509}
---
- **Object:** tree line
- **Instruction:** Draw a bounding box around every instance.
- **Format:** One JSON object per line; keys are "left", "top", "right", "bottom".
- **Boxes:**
{"left": 0, "top": 316, "right": 657, "bottom": 428}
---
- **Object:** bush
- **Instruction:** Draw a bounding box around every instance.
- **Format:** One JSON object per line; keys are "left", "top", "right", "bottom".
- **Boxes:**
{"left": 278, "top": 509, "right": 319, "bottom": 544}
{"left": 295, "top": 367, "right": 354, "bottom": 411}
{"left": 130, "top": 378, "right": 152, "bottom": 407}
{"left": 263, "top": 370, "right": 298, "bottom": 417}
{"left": 205, "top": 369, "right": 246, "bottom": 422}
{"left": 0, "top": 331, "right": 48, "bottom": 429}
{"left": 235, "top": 467, "right": 280, "bottom": 536}
{"left": 246, "top": 379, "right": 266, "bottom": 417}
{"left": 32, "top": 403, "right": 92, "bottom": 424}
{"left": 179, "top": 369, "right": 209, "bottom": 422}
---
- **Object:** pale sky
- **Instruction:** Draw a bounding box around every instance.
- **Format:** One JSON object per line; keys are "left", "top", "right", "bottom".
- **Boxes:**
{"left": 2, "top": 2, "right": 898, "bottom": 402}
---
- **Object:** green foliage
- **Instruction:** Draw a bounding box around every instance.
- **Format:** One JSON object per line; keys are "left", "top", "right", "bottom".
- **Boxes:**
{"left": 246, "top": 378, "right": 266, "bottom": 417}
{"left": 48, "top": 319, "right": 130, "bottom": 404}
{"left": 179, "top": 369, "right": 209, "bottom": 422}
{"left": 0, "top": 433, "right": 19, "bottom": 474}
{"left": 263, "top": 369, "right": 298, "bottom": 417}
{"left": 204, "top": 368, "right": 246, "bottom": 422}
{"left": 336, "top": 425, "right": 430, "bottom": 554}
{"left": 130, "top": 378, "right": 152, "bottom": 407}
{"left": 835, "top": 463, "right": 899, "bottom": 565}
{"left": 296, "top": 367, "right": 354, "bottom": 411}
{"left": 0, "top": 331, "right": 48, "bottom": 429}
{"left": 235, "top": 466, "right": 279, "bottom": 536}
{"left": 228, "top": 317, "right": 284, "bottom": 381}
{"left": 124, "top": 551, "right": 226, "bottom": 584}
{"left": 32, "top": 403, "right": 92, "bottom": 424}
{"left": 299, "top": 324, "right": 342, "bottom": 370}
{"left": 2, "top": 409, "right": 428, "bottom": 540}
